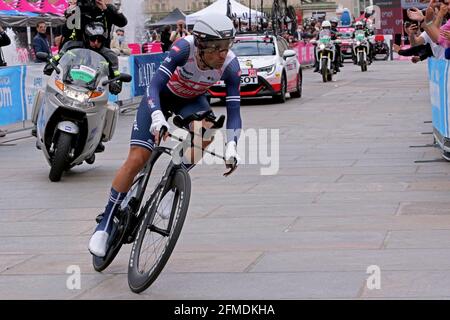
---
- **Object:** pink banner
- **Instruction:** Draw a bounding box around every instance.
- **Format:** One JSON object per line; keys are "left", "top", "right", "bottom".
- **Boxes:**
{"left": 0, "top": 0, "right": 68, "bottom": 15}
{"left": 292, "top": 42, "right": 315, "bottom": 65}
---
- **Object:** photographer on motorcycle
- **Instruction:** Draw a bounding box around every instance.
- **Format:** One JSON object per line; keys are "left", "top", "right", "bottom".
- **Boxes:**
{"left": 352, "top": 21, "right": 374, "bottom": 64}
{"left": 62, "top": 0, "right": 127, "bottom": 49}
{"left": 313, "top": 20, "right": 341, "bottom": 73}
{"left": 44, "top": 22, "right": 122, "bottom": 95}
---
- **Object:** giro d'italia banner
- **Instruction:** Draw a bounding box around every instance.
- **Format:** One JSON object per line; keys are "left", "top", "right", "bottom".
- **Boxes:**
{"left": 0, "top": 65, "right": 27, "bottom": 126}
{"left": 428, "top": 58, "right": 450, "bottom": 139}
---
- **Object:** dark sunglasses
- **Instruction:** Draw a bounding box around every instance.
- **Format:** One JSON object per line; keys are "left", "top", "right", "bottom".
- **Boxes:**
{"left": 89, "top": 35, "right": 104, "bottom": 42}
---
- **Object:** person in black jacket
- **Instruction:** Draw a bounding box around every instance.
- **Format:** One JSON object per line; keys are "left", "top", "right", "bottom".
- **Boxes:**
{"left": 33, "top": 21, "right": 51, "bottom": 63}
{"left": 160, "top": 25, "right": 172, "bottom": 52}
{"left": 62, "top": 0, "right": 127, "bottom": 49}
{"left": 0, "top": 24, "right": 11, "bottom": 67}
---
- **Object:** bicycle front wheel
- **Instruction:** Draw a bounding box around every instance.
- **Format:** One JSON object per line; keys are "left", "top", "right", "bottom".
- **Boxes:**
{"left": 128, "top": 168, "right": 191, "bottom": 293}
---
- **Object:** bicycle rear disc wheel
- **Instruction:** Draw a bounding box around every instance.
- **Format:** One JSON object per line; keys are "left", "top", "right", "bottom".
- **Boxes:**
{"left": 128, "top": 169, "right": 191, "bottom": 293}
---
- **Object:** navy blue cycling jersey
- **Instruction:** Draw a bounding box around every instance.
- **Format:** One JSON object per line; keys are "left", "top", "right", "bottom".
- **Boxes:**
{"left": 145, "top": 35, "right": 242, "bottom": 143}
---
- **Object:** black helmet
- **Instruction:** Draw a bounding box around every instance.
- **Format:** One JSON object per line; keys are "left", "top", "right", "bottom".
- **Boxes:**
{"left": 85, "top": 22, "right": 108, "bottom": 42}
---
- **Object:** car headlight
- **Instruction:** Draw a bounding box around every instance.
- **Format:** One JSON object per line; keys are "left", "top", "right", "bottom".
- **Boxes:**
{"left": 258, "top": 64, "right": 276, "bottom": 75}
{"left": 319, "top": 44, "right": 325, "bottom": 50}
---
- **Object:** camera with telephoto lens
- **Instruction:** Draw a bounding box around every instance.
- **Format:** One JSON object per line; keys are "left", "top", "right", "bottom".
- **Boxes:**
{"left": 77, "top": 0, "right": 97, "bottom": 14}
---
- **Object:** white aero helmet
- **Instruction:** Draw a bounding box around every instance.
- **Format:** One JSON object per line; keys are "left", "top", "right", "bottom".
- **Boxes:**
{"left": 193, "top": 13, "right": 236, "bottom": 50}
{"left": 321, "top": 20, "right": 331, "bottom": 28}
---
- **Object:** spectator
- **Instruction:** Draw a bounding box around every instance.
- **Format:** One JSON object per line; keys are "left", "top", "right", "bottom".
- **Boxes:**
{"left": 0, "top": 24, "right": 11, "bottom": 67}
{"left": 169, "top": 20, "right": 189, "bottom": 43}
{"left": 160, "top": 25, "right": 172, "bottom": 52}
{"left": 110, "top": 28, "right": 131, "bottom": 55}
{"left": 406, "top": 3, "right": 445, "bottom": 59}
{"left": 151, "top": 30, "right": 160, "bottom": 43}
{"left": 33, "top": 21, "right": 51, "bottom": 62}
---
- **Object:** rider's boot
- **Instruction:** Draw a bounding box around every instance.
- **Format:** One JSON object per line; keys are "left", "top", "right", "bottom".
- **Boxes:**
{"left": 88, "top": 188, "right": 127, "bottom": 257}
{"left": 313, "top": 61, "right": 319, "bottom": 72}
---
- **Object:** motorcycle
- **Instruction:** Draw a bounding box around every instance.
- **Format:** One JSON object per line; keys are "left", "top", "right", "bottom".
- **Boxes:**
{"left": 352, "top": 30, "right": 370, "bottom": 72}
{"left": 313, "top": 30, "right": 339, "bottom": 83}
{"left": 373, "top": 34, "right": 390, "bottom": 61}
{"left": 31, "top": 48, "right": 132, "bottom": 182}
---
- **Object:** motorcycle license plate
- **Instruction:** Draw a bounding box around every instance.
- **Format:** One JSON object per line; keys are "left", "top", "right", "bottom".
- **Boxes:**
{"left": 241, "top": 76, "right": 258, "bottom": 85}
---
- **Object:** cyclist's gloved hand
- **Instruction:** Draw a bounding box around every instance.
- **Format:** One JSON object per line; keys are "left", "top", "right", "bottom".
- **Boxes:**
{"left": 225, "top": 141, "right": 240, "bottom": 166}
{"left": 150, "top": 110, "right": 170, "bottom": 144}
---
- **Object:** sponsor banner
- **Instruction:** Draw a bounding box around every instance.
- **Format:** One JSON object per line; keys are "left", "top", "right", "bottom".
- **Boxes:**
{"left": 109, "top": 55, "right": 133, "bottom": 103}
{"left": 373, "top": 0, "right": 404, "bottom": 35}
{"left": 428, "top": 58, "right": 449, "bottom": 139}
{"left": 130, "top": 53, "right": 168, "bottom": 97}
{"left": 24, "top": 64, "right": 49, "bottom": 120}
{"left": 292, "top": 42, "right": 315, "bottom": 65}
{"left": 401, "top": 0, "right": 428, "bottom": 9}
{"left": 0, "top": 65, "right": 27, "bottom": 126}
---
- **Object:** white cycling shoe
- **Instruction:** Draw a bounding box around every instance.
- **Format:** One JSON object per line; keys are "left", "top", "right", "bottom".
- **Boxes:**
{"left": 88, "top": 231, "right": 109, "bottom": 257}
{"left": 157, "top": 190, "right": 175, "bottom": 220}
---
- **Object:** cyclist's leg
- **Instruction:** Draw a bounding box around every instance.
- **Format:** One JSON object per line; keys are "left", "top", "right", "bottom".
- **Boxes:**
{"left": 89, "top": 96, "right": 155, "bottom": 257}
{"left": 174, "top": 94, "right": 214, "bottom": 170}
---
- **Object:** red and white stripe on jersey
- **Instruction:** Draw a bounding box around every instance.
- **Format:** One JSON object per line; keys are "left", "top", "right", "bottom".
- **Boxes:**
{"left": 166, "top": 35, "right": 236, "bottom": 99}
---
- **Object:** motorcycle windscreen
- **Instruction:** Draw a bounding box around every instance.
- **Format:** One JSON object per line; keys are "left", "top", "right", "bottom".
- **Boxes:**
{"left": 319, "top": 30, "right": 331, "bottom": 44}
{"left": 59, "top": 48, "right": 109, "bottom": 89}
{"left": 355, "top": 31, "right": 366, "bottom": 41}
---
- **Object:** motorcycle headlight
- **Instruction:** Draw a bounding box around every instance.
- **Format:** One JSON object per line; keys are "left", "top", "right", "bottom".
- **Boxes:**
{"left": 64, "top": 87, "right": 91, "bottom": 104}
{"left": 319, "top": 44, "right": 325, "bottom": 50}
{"left": 258, "top": 64, "right": 276, "bottom": 75}
{"left": 356, "top": 41, "right": 361, "bottom": 46}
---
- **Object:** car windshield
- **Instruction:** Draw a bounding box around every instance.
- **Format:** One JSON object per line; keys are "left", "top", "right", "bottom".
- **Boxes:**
{"left": 231, "top": 39, "right": 276, "bottom": 56}
{"left": 58, "top": 48, "right": 109, "bottom": 90}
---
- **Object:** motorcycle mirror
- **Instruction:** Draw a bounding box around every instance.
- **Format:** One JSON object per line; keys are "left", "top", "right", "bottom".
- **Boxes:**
{"left": 119, "top": 73, "right": 132, "bottom": 83}
{"left": 36, "top": 52, "right": 50, "bottom": 61}
{"left": 102, "top": 73, "right": 132, "bottom": 86}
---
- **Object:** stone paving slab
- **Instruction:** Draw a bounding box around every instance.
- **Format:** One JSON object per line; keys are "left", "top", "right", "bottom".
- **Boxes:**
{"left": 250, "top": 249, "right": 450, "bottom": 274}
{"left": 173, "top": 230, "right": 387, "bottom": 252}
{"left": 76, "top": 272, "right": 368, "bottom": 300}
{"left": 207, "top": 203, "right": 399, "bottom": 218}
{"left": 289, "top": 215, "right": 450, "bottom": 232}
{"left": 0, "top": 274, "right": 114, "bottom": 300}
{"left": 360, "top": 271, "right": 450, "bottom": 299}
{"left": 397, "top": 201, "right": 450, "bottom": 215}
{"left": 385, "top": 230, "right": 450, "bottom": 249}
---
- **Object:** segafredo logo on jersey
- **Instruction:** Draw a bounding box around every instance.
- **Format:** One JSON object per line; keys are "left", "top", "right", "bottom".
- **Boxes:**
{"left": 171, "top": 122, "right": 280, "bottom": 175}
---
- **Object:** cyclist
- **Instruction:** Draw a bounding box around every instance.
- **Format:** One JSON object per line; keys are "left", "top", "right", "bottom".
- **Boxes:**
{"left": 88, "top": 13, "right": 242, "bottom": 257}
